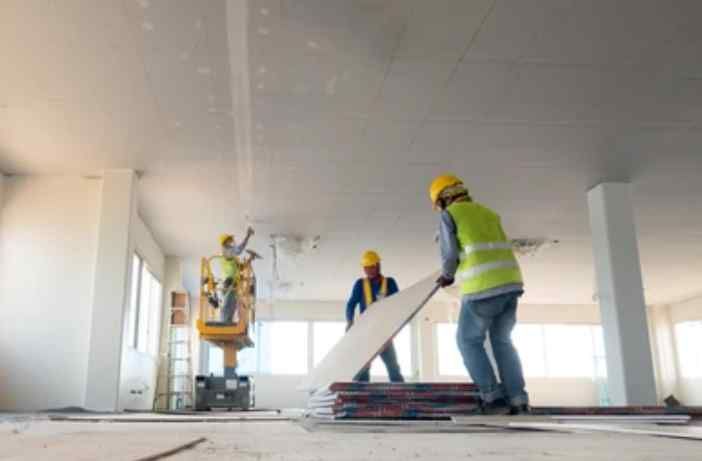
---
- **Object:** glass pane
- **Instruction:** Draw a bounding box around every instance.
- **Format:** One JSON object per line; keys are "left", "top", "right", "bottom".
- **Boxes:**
{"left": 127, "top": 255, "right": 141, "bottom": 348}
{"left": 591, "top": 325, "right": 608, "bottom": 379}
{"left": 675, "top": 322, "right": 702, "bottom": 378}
{"left": 371, "top": 325, "right": 412, "bottom": 377}
{"left": 544, "top": 325, "right": 594, "bottom": 377}
{"left": 313, "top": 322, "right": 346, "bottom": 366}
{"left": 512, "top": 324, "right": 547, "bottom": 377}
{"left": 237, "top": 347, "right": 258, "bottom": 375}
{"left": 436, "top": 323, "right": 468, "bottom": 377}
{"left": 148, "top": 274, "right": 163, "bottom": 356}
{"left": 208, "top": 345, "right": 224, "bottom": 376}
{"left": 137, "top": 265, "right": 151, "bottom": 353}
{"left": 257, "top": 322, "right": 308, "bottom": 375}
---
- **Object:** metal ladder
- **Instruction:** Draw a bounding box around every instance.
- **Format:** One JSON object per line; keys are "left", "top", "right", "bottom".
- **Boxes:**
{"left": 154, "top": 291, "right": 194, "bottom": 411}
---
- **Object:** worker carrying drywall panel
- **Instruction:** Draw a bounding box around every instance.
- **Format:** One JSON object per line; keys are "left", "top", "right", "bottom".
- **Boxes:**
{"left": 345, "top": 250, "right": 405, "bottom": 383}
{"left": 430, "top": 174, "right": 530, "bottom": 415}
{"left": 215, "top": 227, "right": 254, "bottom": 324}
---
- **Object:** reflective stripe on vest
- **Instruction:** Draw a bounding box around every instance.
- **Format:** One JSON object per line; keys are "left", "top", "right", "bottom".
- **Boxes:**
{"left": 363, "top": 276, "right": 388, "bottom": 307}
{"left": 458, "top": 260, "right": 520, "bottom": 281}
{"left": 459, "top": 242, "right": 513, "bottom": 261}
{"left": 447, "top": 201, "right": 523, "bottom": 295}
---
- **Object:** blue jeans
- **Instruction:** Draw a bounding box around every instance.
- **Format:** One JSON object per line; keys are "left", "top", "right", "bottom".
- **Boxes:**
{"left": 456, "top": 292, "right": 529, "bottom": 406}
{"left": 354, "top": 342, "right": 405, "bottom": 383}
{"left": 221, "top": 288, "right": 237, "bottom": 323}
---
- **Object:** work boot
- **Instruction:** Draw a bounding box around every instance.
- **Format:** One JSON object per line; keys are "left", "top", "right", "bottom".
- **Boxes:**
{"left": 480, "top": 398, "right": 510, "bottom": 415}
{"left": 509, "top": 404, "right": 531, "bottom": 416}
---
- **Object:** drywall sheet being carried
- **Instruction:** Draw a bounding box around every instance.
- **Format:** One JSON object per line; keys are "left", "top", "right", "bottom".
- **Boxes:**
{"left": 298, "top": 272, "right": 440, "bottom": 392}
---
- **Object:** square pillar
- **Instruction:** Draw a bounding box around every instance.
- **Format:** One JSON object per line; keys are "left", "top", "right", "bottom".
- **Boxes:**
{"left": 84, "top": 170, "right": 137, "bottom": 411}
{"left": 587, "top": 182, "right": 657, "bottom": 405}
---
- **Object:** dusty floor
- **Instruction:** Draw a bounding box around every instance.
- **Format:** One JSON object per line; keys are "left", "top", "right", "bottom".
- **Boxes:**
{"left": 1, "top": 415, "right": 701, "bottom": 460}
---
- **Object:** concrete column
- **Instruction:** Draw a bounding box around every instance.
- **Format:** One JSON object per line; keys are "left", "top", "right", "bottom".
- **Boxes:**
{"left": 84, "top": 170, "right": 137, "bottom": 411}
{"left": 587, "top": 182, "right": 657, "bottom": 405}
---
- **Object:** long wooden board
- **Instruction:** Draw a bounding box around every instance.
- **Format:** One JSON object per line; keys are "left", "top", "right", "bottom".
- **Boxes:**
{"left": 298, "top": 272, "right": 440, "bottom": 392}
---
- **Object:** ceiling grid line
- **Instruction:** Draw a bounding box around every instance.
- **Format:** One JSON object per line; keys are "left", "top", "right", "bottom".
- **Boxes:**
{"left": 401, "top": 0, "right": 498, "bottom": 163}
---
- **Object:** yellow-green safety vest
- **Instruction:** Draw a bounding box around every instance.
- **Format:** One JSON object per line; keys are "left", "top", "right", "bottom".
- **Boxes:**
{"left": 219, "top": 257, "right": 240, "bottom": 281}
{"left": 363, "top": 276, "right": 388, "bottom": 307}
{"left": 447, "top": 201, "right": 522, "bottom": 296}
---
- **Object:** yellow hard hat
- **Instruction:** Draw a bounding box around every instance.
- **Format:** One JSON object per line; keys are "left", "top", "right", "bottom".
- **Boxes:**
{"left": 429, "top": 174, "right": 464, "bottom": 207}
{"left": 361, "top": 250, "right": 381, "bottom": 267}
{"left": 219, "top": 234, "right": 234, "bottom": 246}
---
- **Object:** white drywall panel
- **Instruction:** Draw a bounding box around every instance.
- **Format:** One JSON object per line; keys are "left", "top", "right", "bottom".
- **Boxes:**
{"left": 299, "top": 272, "right": 439, "bottom": 391}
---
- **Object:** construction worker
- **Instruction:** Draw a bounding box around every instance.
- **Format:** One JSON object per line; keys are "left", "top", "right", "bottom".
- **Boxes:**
{"left": 346, "top": 250, "right": 405, "bottom": 383}
{"left": 215, "top": 227, "right": 255, "bottom": 324}
{"left": 430, "top": 174, "right": 530, "bottom": 415}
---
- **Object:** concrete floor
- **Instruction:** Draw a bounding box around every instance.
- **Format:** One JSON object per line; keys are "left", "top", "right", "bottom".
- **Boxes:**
{"left": 1, "top": 417, "right": 701, "bottom": 460}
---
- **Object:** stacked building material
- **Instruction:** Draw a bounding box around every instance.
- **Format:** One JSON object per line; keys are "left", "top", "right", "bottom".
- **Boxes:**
{"left": 307, "top": 382, "right": 480, "bottom": 420}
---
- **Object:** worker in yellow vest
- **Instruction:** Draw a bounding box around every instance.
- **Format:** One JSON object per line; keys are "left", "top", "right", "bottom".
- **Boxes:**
{"left": 430, "top": 174, "right": 530, "bottom": 415}
{"left": 216, "top": 227, "right": 254, "bottom": 324}
{"left": 345, "top": 250, "right": 404, "bottom": 383}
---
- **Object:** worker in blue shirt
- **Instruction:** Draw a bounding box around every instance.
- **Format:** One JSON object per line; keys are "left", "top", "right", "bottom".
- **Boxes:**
{"left": 346, "top": 250, "right": 405, "bottom": 383}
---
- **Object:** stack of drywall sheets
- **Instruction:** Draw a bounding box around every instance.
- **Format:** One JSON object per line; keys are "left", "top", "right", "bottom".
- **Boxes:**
{"left": 307, "top": 382, "right": 480, "bottom": 420}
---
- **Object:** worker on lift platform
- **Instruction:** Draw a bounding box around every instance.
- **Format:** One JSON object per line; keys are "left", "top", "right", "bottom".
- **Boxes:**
{"left": 346, "top": 250, "right": 405, "bottom": 383}
{"left": 207, "top": 227, "right": 256, "bottom": 325}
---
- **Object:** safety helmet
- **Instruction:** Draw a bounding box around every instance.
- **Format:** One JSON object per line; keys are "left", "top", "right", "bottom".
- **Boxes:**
{"left": 219, "top": 234, "right": 234, "bottom": 246}
{"left": 429, "top": 174, "right": 464, "bottom": 208}
{"left": 361, "top": 250, "right": 381, "bottom": 267}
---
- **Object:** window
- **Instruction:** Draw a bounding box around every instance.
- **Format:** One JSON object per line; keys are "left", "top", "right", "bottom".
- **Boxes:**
{"left": 675, "top": 321, "right": 702, "bottom": 378}
{"left": 371, "top": 325, "right": 412, "bottom": 377}
{"left": 127, "top": 253, "right": 163, "bottom": 355}
{"left": 313, "top": 322, "right": 346, "bottom": 366}
{"left": 258, "top": 322, "right": 309, "bottom": 375}
{"left": 207, "top": 329, "right": 259, "bottom": 376}
{"left": 127, "top": 255, "right": 141, "bottom": 348}
{"left": 512, "top": 324, "right": 547, "bottom": 377}
{"left": 436, "top": 323, "right": 467, "bottom": 377}
{"left": 435, "top": 322, "right": 605, "bottom": 379}
{"left": 543, "top": 325, "right": 595, "bottom": 378}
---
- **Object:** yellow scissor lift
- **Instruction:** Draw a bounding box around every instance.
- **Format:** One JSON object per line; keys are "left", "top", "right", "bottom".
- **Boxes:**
{"left": 195, "top": 255, "right": 257, "bottom": 411}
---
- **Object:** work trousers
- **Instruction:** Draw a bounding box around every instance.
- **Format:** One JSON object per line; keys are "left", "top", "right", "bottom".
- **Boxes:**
{"left": 353, "top": 342, "right": 405, "bottom": 383}
{"left": 456, "top": 291, "right": 529, "bottom": 406}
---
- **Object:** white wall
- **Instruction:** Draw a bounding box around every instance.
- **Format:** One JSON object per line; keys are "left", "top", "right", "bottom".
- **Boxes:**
{"left": 0, "top": 177, "right": 101, "bottom": 411}
{"left": 119, "top": 213, "right": 165, "bottom": 411}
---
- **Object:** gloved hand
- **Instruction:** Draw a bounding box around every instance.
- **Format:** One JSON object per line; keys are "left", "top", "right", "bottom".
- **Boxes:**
{"left": 246, "top": 226, "right": 255, "bottom": 237}
{"left": 437, "top": 274, "right": 455, "bottom": 288}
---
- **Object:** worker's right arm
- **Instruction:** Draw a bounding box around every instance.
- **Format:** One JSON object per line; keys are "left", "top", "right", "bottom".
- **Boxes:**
{"left": 439, "top": 211, "right": 460, "bottom": 280}
{"left": 345, "top": 280, "right": 362, "bottom": 330}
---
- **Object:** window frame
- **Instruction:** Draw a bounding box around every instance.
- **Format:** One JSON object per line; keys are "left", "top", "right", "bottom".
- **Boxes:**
{"left": 128, "top": 252, "right": 163, "bottom": 355}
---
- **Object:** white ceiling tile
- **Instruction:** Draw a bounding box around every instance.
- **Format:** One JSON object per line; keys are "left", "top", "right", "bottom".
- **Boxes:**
{"left": 3, "top": 0, "right": 702, "bottom": 305}
{"left": 394, "top": 0, "right": 494, "bottom": 59}
{"left": 372, "top": 58, "right": 456, "bottom": 120}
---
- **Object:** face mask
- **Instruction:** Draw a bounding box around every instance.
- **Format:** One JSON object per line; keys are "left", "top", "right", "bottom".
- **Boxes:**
{"left": 223, "top": 246, "right": 236, "bottom": 258}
